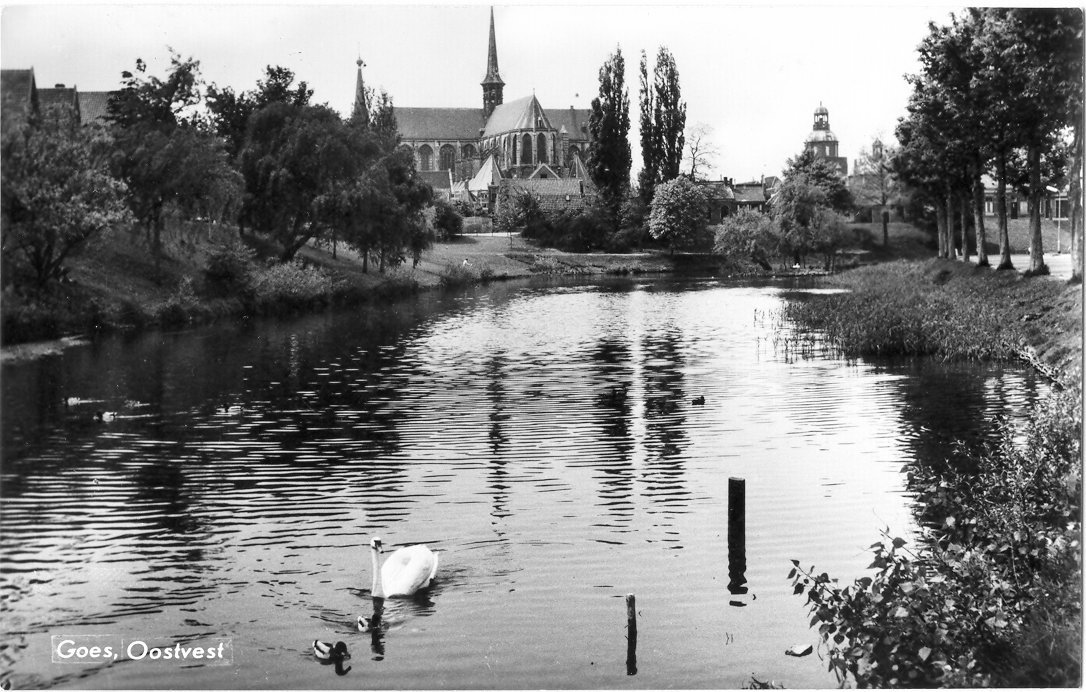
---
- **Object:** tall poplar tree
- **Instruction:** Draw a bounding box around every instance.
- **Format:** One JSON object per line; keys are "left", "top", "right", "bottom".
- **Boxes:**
{"left": 588, "top": 46, "right": 632, "bottom": 232}
{"left": 637, "top": 50, "right": 658, "bottom": 207}
{"left": 653, "top": 47, "right": 686, "bottom": 182}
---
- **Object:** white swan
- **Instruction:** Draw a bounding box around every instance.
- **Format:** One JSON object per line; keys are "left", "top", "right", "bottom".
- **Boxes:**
{"left": 369, "top": 536, "right": 439, "bottom": 598}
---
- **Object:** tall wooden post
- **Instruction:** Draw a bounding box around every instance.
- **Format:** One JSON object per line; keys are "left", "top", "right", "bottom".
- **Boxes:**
{"left": 626, "top": 593, "right": 637, "bottom": 675}
{"left": 728, "top": 477, "right": 748, "bottom": 605}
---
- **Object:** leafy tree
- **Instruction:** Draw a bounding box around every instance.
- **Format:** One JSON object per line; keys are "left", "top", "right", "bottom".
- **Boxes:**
{"left": 432, "top": 199, "right": 463, "bottom": 241}
{"left": 713, "top": 207, "right": 776, "bottom": 270}
{"left": 852, "top": 141, "right": 898, "bottom": 247}
{"left": 587, "top": 46, "right": 632, "bottom": 233}
{"left": 637, "top": 50, "right": 658, "bottom": 208}
{"left": 107, "top": 53, "right": 237, "bottom": 269}
{"left": 782, "top": 149, "right": 852, "bottom": 214}
{"left": 1, "top": 109, "right": 130, "bottom": 288}
{"left": 206, "top": 65, "right": 313, "bottom": 157}
{"left": 652, "top": 47, "right": 686, "bottom": 182}
{"left": 772, "top": 175, "right": 829, "bottom": 266}
{"left": 647, "top": 176, "right": 707, "bottom": 253}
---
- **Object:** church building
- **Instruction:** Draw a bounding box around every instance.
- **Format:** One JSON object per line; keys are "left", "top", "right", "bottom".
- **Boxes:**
{"left": 804, "top": 103, "right": 847, "bottom": 176}
{"left": 353, "top": 8, "right": 593, "bottom": 187}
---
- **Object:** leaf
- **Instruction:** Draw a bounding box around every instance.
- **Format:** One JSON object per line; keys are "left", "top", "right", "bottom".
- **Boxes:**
{"left": 918, "top": 646, "right": 932, "bottom": 661}
{"left": 892, "top": 606, "right": 910, "bottom": 618}
{"left": 787, "top": 568, "right": 797, "bottom": 580}
{"left": 892, "top": 537, "right": 907, "bottom": 549}
{"left": 793, "top": 583, "right": 805, "bottom": 595}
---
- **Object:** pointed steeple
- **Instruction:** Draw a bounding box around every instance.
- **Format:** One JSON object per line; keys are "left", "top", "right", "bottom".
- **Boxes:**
{"left": 481, "top": 6, "right": 504, "bottom": 120}
{"left": 351, "top": 56, "right": 369, "bottom": 127}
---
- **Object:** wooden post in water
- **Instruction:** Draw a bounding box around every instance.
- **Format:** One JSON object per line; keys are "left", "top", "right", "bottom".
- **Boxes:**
{"left": 625, "top": 593, "right": 638, "bottom": 675}
{"left": 727, "top": 477, "right": 748, "bottom": 604}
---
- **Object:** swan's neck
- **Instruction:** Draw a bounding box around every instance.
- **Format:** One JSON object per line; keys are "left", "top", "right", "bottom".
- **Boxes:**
{"left": 370, "top": 548, "right": 384, "bottom": 599}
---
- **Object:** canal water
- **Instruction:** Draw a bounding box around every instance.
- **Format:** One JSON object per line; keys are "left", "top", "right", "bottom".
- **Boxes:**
{"left": 0, "top": 276, "right": 1047, "bottom": 689}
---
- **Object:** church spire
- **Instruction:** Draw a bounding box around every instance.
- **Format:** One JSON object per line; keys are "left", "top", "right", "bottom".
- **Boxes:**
{"left": 481, "top": 6, "right": 504, "bottom": 120}
{"left": 351, "top": 56, "right": 369, "bottom": 127}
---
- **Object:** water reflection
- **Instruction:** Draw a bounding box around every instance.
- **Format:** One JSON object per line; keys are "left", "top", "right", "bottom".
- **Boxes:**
{"left": 0, "top": 276, "right": 1051, "bottom": 690}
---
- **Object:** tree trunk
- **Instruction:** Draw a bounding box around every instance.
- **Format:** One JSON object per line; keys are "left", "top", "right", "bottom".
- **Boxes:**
{"left": 945, "top": 185, "right": 955, "bottom": 258}
{"left": 973, "top": 162, "right": 989, "bottom": 267}
{"left": 960, "top": 188, "right": 970, "bottom": 263}
{"left": 1071, "top": 121, "right": 1083, "bottom": 283}
{"left": 996, "top": 154, "right": 1014, "bottom": 270}
{"left": 1026, "top": 143, "right": 1047, "bottom": 275}
{"left": 882, "top": 208, "right": 889, "bottom": 247}
{"left": 935, "top": 197, "right": 947, "bottom": 259}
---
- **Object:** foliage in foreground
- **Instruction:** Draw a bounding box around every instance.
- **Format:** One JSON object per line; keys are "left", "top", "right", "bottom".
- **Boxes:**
{"left": 790, "top": 387, "right": 1081, "bottom": 687}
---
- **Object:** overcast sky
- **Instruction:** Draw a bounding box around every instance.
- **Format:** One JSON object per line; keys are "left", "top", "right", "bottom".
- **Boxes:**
{"left": 2, "top": 2, "right": 969, "bottom": 181}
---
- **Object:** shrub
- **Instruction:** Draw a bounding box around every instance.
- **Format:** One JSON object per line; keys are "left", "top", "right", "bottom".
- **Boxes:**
{"left": 204, "top": 239, "right": 256, "bottom": 297}
{"left": 433, "top": 199, "right": 465, "bottom": 240}
{"left": 249, "top": 260, "right": 338, "bottom": 311}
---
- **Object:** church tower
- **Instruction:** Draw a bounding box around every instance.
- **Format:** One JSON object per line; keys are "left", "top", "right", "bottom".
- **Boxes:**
{"left": 804, "top": 102, "right": 847, "bottom": 176}
{"left": 481, "top": 7, "right": 504, "bottom": 121}
{"left": 351, "top": 57, "right": 368, "bottom": 126}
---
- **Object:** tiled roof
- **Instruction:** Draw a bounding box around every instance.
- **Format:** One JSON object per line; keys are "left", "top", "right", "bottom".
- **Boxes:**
{"left": 38, "top": 87, "right": 80, "bottom": 119}
{"left": 418, "top": 169, "right": 452, "bottom": 191}
{"left": 546, "top": 107, "right": 591, "bottom": 142}
{"left": 733, "top": 184, "right": 765, "bottom": 204}
{"left": 78, "top": 91, "right": 112, "bottom": 125}
{"left": 697, "top": 180, "right": 735, "bottom": 202}
{"left": 397, "top": 107, "right": 484, "bottom": 141}
{"left": 1, "top": 68, "right": 37, "bottom": 129}
{"left": 482, "top": 94, "right": 551, "bottom": 137}
{"left": 502, "top": 177, "right": 596, "bottom": 214}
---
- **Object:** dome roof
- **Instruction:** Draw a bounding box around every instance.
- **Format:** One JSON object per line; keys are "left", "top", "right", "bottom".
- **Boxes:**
{"left": 814, "top": 104, "right": 829, "bottom": 115}
{"left": 806, "top": 129, "right": 838, "bottom": 143}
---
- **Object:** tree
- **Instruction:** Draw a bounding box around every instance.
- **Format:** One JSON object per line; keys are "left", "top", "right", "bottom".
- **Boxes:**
{"left": 107, "top": 53, "right": 237, "bottom": 270}
{"left": 647, "top": 176, "right": 708, "bottom": 253}
{"left": 207, "top": 65, "right": 313, "bottom": 157}
{"left": 684, "top": 122, "right": 719, "bottom": 180}
{"left": 783, "top": 149, "right": 853, "bottom": 214}
{"left": 652, "top": 47, "right": 686, "bottom": 182}
{"left": 587, "top": 46, "right": 632, "bottom": 233}
{"left": 637, "top": 50, "right": 658, "bottom": 208}
{"left": 852, "top": 141, "right": 898, "bottom": 246}
{"left": 713, "top": 207, "right": 775, "bottom": 270}
{"left": 2, "top": 109, "right": 130, "bottom": 288}
{"left": 772, "top": 176, "right": 829, "bottom": 266}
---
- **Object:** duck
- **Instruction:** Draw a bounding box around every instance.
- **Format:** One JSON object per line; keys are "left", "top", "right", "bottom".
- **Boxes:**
{"left": 691, "top": 395, "right": 706, "bottom": 405}
{"left": 94, "top": 410, "right": 117, "bottom": 422}
{"left": 369, "top": 536, "right": 439, "bottom": 598}
{"left": 312, "top": 640, "right": 349, "bottom": 661}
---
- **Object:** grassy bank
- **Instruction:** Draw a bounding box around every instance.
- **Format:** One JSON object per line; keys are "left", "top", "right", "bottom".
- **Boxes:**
{"left": 0, "top": 222, "right": 685, "bottom": 348}
{"left": 783, "top": 258, "right": 1082, "bottom": 687}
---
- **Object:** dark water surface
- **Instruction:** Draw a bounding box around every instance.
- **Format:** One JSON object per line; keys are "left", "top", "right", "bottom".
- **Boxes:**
{"left": 0, "top": 276, "right": 1046, "bottom": 689}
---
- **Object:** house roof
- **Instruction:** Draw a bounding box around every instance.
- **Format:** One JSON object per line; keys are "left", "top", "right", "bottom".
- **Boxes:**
{"left": 78, "top": 91, "right": 112, "bottom": 125}
{"left": 483, "top": 94, "right": 551, "bottom": 137}
{"left": 418, "top": 169, "right": 452, "bottom": 191}
{"left": 467, "top": 154, "right": 502, "bottom": 191}
{"left": 1, "top": 68, "right": 38, "bottom": 129}
{"left": 505, "top": 177, "right": 594, "bottom": 197}
{"left": 545, "top": 107, "right": 591, "bottom": 142}
{"left": 697, "top": 180, "right": 736, "bottom": 202}
{"left": 528, "top": 163, "right": 560, "bottom": 179}
{"left": 397, "top": 107, "right": 484, "bottom": 141}
{"left": 38, "top": 86, "right": 80, "bottom": 119}
{"left": 733, "top": 184, "right": 766, "bottom": 204}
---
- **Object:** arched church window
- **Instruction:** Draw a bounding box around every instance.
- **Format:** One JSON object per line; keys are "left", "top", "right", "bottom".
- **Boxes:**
{"left": 439, "top": 144, "right": 456, "bottom": 171}
{"left": 419, "top": 144, "right": 433, "bottom": 171}
{"left": 521, "top": 134, "right": 533, "bottom": 165}
{"left": 537, "top": 133, "right": 548, "bottom": 164}
{"left": 568, "top": 144, "right": 580, "bottom": 161}
{"left": 462, "top": 143, "right": 477, "bottom": 160}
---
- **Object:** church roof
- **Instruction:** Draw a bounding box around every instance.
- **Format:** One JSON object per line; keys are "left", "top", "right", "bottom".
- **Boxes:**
{"left": 418, "top": 169, "right": 452, "bottom": 191}
{"left": 397, "top": 107, "right": 484, "bottom": 141}
{"left": 545, "top": 108, "right": 591, "bottom": 141}
{"left": 1, "top": 68, "right": 38, "bottom": 129}
{"left": 806, "top": 129, "right": 838, "bottom": 143}
{"left": 483, "top": 94, "right": 551, "bottom": 137}
{"left": 78, "top": 91, "right": 112, "bottom": 125}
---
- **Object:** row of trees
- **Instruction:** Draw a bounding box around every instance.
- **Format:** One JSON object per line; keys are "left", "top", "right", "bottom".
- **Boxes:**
{"left": 895, "top": 8, "right": 1083, "bottom": 279}
{"left": 3, "top": 52, "right": 436, "bottom": 293}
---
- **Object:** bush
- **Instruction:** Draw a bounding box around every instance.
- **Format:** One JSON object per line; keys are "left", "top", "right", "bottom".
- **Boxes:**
{"left": 204, "top": 239, "right": 256, "bottom": 297}
{"left": 433, "top": 199, "right": 464, "bottom": 241}
{"left": 249, "top": 260, "right": 338, "bottom": 311}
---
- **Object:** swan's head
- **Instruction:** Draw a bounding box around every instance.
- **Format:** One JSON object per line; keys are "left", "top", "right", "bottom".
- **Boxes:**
{"left": 370, "top": 536, "right": 383, "bottom": 553}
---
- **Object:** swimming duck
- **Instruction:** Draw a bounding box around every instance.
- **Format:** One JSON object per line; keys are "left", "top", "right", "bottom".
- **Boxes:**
{"left": 691, "top": 395, "right": 706, "bottom": 405}
{"left": 94, "top": 411, "right": 117, "bottom": 422}
{"left": 312, "top": 640, "right": 349, "bottom": 661}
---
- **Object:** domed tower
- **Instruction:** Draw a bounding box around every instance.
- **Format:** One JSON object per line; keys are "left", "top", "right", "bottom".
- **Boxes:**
{"left": 804, "top": 102, "right": 847, "bottom": 175}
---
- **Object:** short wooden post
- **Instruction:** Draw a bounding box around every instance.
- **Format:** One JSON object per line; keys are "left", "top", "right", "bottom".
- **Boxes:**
{"left": 625, "top": 593, "right": 637, "bottom": 676}
{"left": 727, "top": 477, "right": 748, "bottom": 603}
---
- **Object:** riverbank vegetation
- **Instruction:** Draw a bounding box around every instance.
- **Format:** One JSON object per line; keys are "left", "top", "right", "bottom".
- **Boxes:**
{"left": 783, "top": 259, "right": 1082, "bottom": 687}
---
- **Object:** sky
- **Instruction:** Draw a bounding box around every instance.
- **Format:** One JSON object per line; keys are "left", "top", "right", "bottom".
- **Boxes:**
{"left": 0, "top": 2, "right": 967, "bottom": 181}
